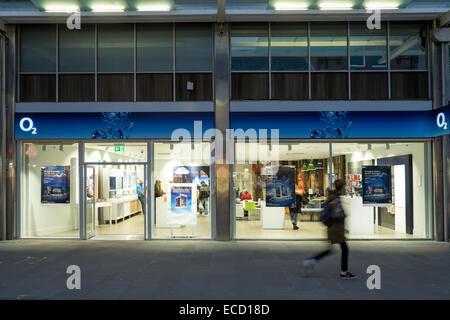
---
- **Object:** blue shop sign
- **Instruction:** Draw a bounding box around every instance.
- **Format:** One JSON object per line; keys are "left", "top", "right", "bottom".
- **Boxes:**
{"left": 15, "top": 106, "right": 449, "bottom": 140}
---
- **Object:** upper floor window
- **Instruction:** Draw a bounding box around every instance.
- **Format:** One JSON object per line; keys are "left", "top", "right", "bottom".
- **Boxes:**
{"left": 390, "top": 22, "right": 427, "bottom": 70}
{"left": 271, "top": 22, "right": 308, "bottom": 71}
{"left": 350, "top": 22, "right": 387, "bottom": 70}
{"left": 231, "top": 23, "right": 269, "bottom": 71}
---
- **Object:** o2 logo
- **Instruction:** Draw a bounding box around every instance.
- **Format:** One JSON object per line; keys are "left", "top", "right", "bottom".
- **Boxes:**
{"left": 19, "top": 117, "right": 37, "bottom": 135}
{"left": 436, "top": 112, "right": 448, "bottom": 130}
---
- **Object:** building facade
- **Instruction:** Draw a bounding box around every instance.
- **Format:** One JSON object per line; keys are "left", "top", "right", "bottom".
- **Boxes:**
{"left": 0, "top": 0, "right": 449, "bottom": 241}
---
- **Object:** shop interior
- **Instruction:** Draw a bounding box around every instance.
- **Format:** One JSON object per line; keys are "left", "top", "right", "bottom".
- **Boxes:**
{"left": 233, "top": 142, "right": 430, "bottom": 240}
{"left": 153, "top": 142, "right": 212, "bottom": 239}
{"left": 20, "top": 142, "right": 147, "bottom": 239}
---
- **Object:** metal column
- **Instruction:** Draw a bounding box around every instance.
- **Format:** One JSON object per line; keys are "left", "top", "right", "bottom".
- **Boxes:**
{"left": 0, "top": 28, "right": 6, "bottom": 240}
{"left": 214, "top": 22, "right": 231, "bottom": 241}
{"left": 5, "top": 25, "right": 16, "bottom": 240}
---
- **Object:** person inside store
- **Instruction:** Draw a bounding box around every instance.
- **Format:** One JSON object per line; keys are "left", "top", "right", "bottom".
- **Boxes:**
{"left": 155, "top": 180, "right": 165, "bottom": 198}
{"left": 315, "top": 186, "right": 324, "bottom": 197}
{"left": 291, "top": 186, "right": 309, "bottom": 230}
{"left": 240, "top": 189, "right": 252, "bottom": 217}
{"left": 301, "top": 179, "right": 357, "bottom": 280}
{"left": 137, "top": 179, "right": 145, "bottom": 215}
{"left": 198, "top": 181, "right": 210, "bottom": 216}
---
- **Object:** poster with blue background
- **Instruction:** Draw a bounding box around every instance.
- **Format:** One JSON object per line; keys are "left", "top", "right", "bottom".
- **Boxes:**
{"left": 264, "top": 166, "right": 296, "bottom": 207}
{"left": 41, "top": 166, "right": 70, "bottom": 204}
{"left": 362, "top": 166, "right": 392, "bottom": 206}
{"left": 170, "top": 185, "right": 193, "bottom": 214}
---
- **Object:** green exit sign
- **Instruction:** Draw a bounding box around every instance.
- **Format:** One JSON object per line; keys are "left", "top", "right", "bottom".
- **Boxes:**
{"left": 114, "top": 146, "right": 124, "bottom": 152}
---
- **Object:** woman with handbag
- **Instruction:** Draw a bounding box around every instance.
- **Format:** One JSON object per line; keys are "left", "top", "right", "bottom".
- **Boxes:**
{"left": 290, "top": 186, "right": 309, "bottom": 230}
{"left": 301, "top": 179, "right": 357, "bottom": 279}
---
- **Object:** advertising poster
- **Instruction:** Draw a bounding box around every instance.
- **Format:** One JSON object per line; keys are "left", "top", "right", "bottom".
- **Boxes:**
{"left": 41, "top": 166, "right": 70, "bottom": 204}
{"left": 263, "top": 165, "right": 296, "bottom": 207}
{"left": 362, "top": 166, "right": 393, "bottom": 206}
{"left": 166, "top": 183, "right": 197, "bottom": 225}
{"left": 173, "top": 166, "right": 210, "bottom": 186}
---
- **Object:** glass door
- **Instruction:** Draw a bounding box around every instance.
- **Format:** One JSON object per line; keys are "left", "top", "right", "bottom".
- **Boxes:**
{"left": 86, "top": 166, "right": 96, "bottom": 239}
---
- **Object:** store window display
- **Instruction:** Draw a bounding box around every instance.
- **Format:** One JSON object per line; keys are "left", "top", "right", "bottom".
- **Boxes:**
{"left": 153, "top": 142, "right": 212, "bottom": 239}
{"left": 20, "top": 143, "right": 80, "bottom": 238}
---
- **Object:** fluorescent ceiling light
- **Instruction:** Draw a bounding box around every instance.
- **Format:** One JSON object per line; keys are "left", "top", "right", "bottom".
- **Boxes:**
{"left": 364, "top": 1, "right": 399, "bottom": 9}
{"left": 45, "top": 4, "right": 79, "bottom": 12}
{"left": 274, "top": 2, "right": 308, "bottom": 10}
{"left": 137, "top": 4, "right": 170, "bottom": 11}
{"left": 319, "top": 1, "right": 353, "bottom": 10}
{"left": 91, "top": 4, "right": 125, "bottom": 12}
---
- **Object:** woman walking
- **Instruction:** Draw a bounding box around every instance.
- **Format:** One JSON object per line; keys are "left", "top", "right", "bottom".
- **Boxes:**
{"left": 301, "top": 179, "right": 357, "bottom": 279}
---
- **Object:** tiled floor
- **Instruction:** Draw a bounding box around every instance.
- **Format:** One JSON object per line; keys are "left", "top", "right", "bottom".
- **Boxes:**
{"left": 27, "top": 212, "right": 423, "bottom": 240}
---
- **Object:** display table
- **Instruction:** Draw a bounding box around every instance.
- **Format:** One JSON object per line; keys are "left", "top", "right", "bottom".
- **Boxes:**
{"left": 340, "top": 196, "right": 374, "bottom": 235}
{"left": 261, "top": 201, "right": 285, "bottom": 229}
{"left": 95, "top": 201, "right": 112, "bottom": 226}
{"left": 107, "top": 195, "right": 139, "bottom": 224}
{"left": 301, "top": 208, "right": 322, "bottom": 221}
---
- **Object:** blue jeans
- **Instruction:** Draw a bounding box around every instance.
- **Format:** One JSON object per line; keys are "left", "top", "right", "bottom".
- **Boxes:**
{"left": 200, "top": 198, "right": 208, "bottom": 215}
{"left": 290, "top": 211, "right": 298, "bottom": 225}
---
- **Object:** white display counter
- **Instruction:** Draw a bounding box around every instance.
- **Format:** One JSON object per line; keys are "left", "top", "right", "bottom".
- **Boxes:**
{"left": 340, "top": 196, "right": 374, "bottom": 235}
{"left": 261, "top": 201, "right": 285, "bottom": 229}
{"left": 107, "top": 195, "right": 139, "bottom": 224}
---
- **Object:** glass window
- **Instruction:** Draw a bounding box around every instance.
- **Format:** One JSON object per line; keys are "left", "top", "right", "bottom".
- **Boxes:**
{"left": 310, "top": 22, "right": 348, "bottom": 71}
{"left": 20, "top": 24, "right": 56, "bottom": 72}
{"left": 231, "top": 23, "right": 269, "bottom": 71}
{"left": 271, "top": 23, "right": 308, "bottom": 71}
{"left": 332, "top": 142, "right": 431, "bottom": 239}
{"left": 59, "top": 24, "right": 95, "bottom": 72}
{"left": 20, "top": 143, "right": 79, "bottom": 238}
{"left": 175, "top": 23, "right": 212, "bottom": 72}
{"left": 85, "top": 142, "right": 148, "bottom": 162}
{"left": 233, "top": 141, "right": 330, "bottom": 239}
{"left": 153, "top": 142, "right": 212, "bottom": 239}
{"left": 97, "top": 24, "right": 134, "bottom": 72}
{"left": 350, "top": 22, "right": 387, "bottom": 70}
{"left": 390, "top": 23, "right": 427, "bottom": 70}
{"left": 137, "top": 24, "right": 173, "bottom": 72}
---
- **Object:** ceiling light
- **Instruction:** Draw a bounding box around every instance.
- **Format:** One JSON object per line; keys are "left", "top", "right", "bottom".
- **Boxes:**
{"left": 364, "top": 1, "right": 399, "bottom": 9}
{"left": 137, "top": 4, "right": 170, "bottom": 11}
{"left": 45, "top": 4, "right": 79, "bottom": 12}
{"left": 274, "top": 2, "right": 308, "bottom": 10}
{"left": 91, "top": 4, "right": 125, "bottom": 12}
{"left": 319, "top": 1, "right": 353, "bottom": 10}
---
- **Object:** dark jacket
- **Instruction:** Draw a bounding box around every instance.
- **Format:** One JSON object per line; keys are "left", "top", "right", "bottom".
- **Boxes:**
{"left": 199, "top": 186, "right": 210, "bottom": 200}
{"left": 326, "top": 190, "right": 346, "bottom": 244}
{"left": 293, "top": 194, "right": 309, "bottom": 214}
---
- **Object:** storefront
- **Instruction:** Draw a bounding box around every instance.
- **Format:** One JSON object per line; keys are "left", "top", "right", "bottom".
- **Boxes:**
{"left": 14, "top": 105, "right": 449, "bottom": 240}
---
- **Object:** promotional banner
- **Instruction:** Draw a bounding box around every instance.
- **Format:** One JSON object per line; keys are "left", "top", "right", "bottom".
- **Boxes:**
{"left": 166, "top": 183, "right": 197, "bottom": 226}
{"left": 173, "top": 166, "right": 210, "bottom": 186}
{"left": 41, "top": 166, "right": 70, "bottom": 204}
{"left": 263, "top": 165, "right": 296, "bottom": 207}
{"left": 362, "top": 166, "right": 393, "bottom": 206}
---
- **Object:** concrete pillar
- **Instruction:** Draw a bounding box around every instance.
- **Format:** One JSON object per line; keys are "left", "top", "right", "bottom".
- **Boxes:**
{"left": 5, "top": 25, "right": 16, "bottom": 240}
{"left": 213, "top": 23, "right": 231, "bottom": 241}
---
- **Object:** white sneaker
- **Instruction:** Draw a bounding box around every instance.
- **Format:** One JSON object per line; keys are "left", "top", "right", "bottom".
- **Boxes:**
{"left": 301, "top": 259, "right": 316, "bottom": 275}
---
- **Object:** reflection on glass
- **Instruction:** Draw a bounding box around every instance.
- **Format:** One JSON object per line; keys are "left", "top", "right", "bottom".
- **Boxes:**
{"left": 310, "top": 22, "right": 348, "bottom": 70}
{"left": 59, "top": 24, "right": 95, "bottom": 72}
{"left": 84, "top": 143, "right": 148, "bottom": 162}
{"left": 271, "top": 23, "right": 308, "bottom": 71}
{"left": 175, "top": 23, "right": 213, "bottom": 72}
{"left": 350, "top": 22, "right": 387, "bottom": 70}
{"left": 231, "top": 23, "right": 269, "bottom": 71}
{"left": 20, "top": 24, "right": 56, "bottom": 72}
{"left": 98, "top": 24, "right": 134, "bottom": 72}
{"left": 390, "top": 23, "right": 427, "bottom": 70}
{"left": 137, "top": 24, "right": 173, "bottom": 72}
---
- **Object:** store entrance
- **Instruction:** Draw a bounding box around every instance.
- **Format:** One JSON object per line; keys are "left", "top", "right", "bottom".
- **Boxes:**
{"left": 84, "top": 163, "right": 147, "bottom": 240}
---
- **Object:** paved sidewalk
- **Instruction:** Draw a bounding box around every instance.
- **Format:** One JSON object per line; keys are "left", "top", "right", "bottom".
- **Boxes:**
{"left": 0, "top": 240, "right": 449, "bottom": 300}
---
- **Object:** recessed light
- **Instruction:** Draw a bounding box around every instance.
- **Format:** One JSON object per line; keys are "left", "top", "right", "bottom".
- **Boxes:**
{"left": 274, "top": 2, "right": 308, "bottom": 10}
{"left": 364, "top": 1, "right": 399, "bottom": 9}
{"left": 91, "top": 4, "right": 125, "bottom": 12}
{"left": 137, "top": 4, "right": 170, "bottom": 11}
{"left": 319, "top": 1, "right": 353, "bottom": 10}
{"left": 45, "top": 4, "right": 79, "bottom": 12}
